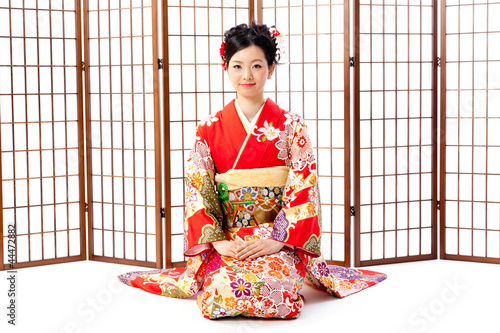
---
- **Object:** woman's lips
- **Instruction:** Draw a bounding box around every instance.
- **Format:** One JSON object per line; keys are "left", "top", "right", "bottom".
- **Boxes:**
{"left": 240, "top": 83, "right": 256, "bottom": 88}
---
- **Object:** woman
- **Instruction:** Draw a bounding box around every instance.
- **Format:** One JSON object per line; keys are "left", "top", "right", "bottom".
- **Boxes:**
{"left": 119, "top": 21, "right": 386, "bottom": 319}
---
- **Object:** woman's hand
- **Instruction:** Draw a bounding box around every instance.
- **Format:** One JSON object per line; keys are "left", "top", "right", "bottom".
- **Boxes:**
{"left": 234, "top": 239, "right": 284, "bottom": 261}
{"left": 212, "top": 239, "right": 245, "bottom": 258}
{"left": 212, "top": 238, "right": 285, "bottom": 260}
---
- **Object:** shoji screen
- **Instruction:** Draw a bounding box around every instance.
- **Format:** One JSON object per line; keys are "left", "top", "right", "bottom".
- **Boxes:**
{"left": 440, "top": 1, "right": 500, "bottom": 264}
{"left": 0, "top": 1, "right": 86, "bottom": 269}
{"left": 83, "top": 0, "right": 162, "bottom": 268}
{"left": 353, "top": 0, "right": 438, "bottom": 266}
{"left": 164, "top": 1, "right": 253, "bottom": 266}
{"left": 260, "top": 0, "right": 350, "bottom": 266}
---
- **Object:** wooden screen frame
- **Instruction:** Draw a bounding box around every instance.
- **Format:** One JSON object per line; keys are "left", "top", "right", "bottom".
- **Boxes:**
{"left": 3, "top": 1, "right": 499, "bottom": 271}
{"left": 82, "top": 0, "right": 162, "bottom": 268}
{"left": 0, "top": 0, "right": 87, "bottom": 270}
{"left": 353, "top": 0, "right": 439, "bottom": 267}
{"left": 439, "top": 0, "right": 500, "bottom": 265}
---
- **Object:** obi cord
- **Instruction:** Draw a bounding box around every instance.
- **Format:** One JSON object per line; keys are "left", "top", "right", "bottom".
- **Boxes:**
{"left": 218, "top": 182, "right": 234, "bottom": 214}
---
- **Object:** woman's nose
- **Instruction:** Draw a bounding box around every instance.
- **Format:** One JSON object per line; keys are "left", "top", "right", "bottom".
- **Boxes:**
{"left": 243, "top": 68, "right": 253, "bottom": 80}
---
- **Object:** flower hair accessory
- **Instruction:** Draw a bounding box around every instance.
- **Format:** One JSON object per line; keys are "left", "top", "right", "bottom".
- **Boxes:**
{"left": 219, "top": 42, "right": 227, "bottom": 70}
{"left": 269, "top": 25, "right": 287, "bottom": 65}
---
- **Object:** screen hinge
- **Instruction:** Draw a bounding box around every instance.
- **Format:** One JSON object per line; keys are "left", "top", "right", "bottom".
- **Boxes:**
{"left": 160, "top": 207, "right": 166, "bottom": 218}
{"left": 349, "top": 56, "right": 355, "bottom": 67}
{"left": 437, "top": 201, "right": 440, "bottom": 210}
{"left": 82, "top": 61, "right": 85, "bottom": 71}
{"left": 437, "top": 57, "right": 441, "bottom": 67}
{"left": 350, "top": 205, "right": 355, "bottom": 216}
{"left": 158, "top": 58, "right": 164, "bottom": 70}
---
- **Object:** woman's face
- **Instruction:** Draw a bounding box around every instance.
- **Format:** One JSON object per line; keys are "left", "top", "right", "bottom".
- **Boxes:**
{"left": 227, "top": 44, "right": 275, "bottom": 102}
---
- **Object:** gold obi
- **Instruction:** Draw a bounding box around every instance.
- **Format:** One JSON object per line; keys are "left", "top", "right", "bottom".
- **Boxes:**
{"left": 215, "top": 166, "right": 289, "bottom": 228}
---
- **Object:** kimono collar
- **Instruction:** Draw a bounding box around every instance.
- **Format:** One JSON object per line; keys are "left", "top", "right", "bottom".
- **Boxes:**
{"left": 234, "top": 99, "right": 266, "bottom": 133}
{"left": 231, "top": 98, "right": 284, "bottom": 170}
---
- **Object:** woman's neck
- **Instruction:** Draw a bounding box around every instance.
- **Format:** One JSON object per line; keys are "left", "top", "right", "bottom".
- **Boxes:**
{"left": 237, "top": 96, "right": 266, "bottom": 123}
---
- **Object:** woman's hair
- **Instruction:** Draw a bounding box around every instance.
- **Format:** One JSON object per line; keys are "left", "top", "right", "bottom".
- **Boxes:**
{"left": 223, "top": 20, "right": 278, "bottom": 67}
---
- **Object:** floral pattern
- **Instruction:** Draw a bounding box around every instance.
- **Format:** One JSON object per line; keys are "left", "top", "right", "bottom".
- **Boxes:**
{"left": 231, "top": 278, "right": 252, "bottom": 297}
{"left": 317, "top": 261, "right": 330, "bottom": 277}
{"left": 291, "top": 126, "right": 315, "bottom": 171}
{"left": 253, "top": 223, "right": 272, "bottom": 239}
{"left": 234, "top": 211, "right": 253, "bottom": 227}
{"left": 227, "top": 186, "right": 283, "bottom": 228}
{"left": 289, "top": 172, "right": 304, "bottom": 191}
{"left": 185, "top": 185, "right": 198, "bottom": 202}
{"left": 118, "top": 99, "right": 387, "bottom": 320}
{"left": 261, "top": 186, "right": 283, "bottom": 201}
{"left": 252, "top": 120, "right": 280, "bottom": 142}
{"left": 190, "top": 171, "right": 203, "bottom": 188}
{"left": 197, "top": 250, "right": 305, "bottom": 319}
{"left": 188, "top": 140, "right": 215, "bottom": 175}
{"left": 275, "top": 123, "right": 294, "bottom": 165}
{"left": 200, "top": 115, "right": 219, "bottom": 127}
{"left": 235, "top": 187, "right": 259, "bottom": 211}
{"left": 308, "top": 186, "right": 318, "bottom": 205}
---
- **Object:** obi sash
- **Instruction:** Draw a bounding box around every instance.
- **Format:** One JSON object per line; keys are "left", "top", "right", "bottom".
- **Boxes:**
{"left": 214, "top": 166, "right": 289, "bottom": 240}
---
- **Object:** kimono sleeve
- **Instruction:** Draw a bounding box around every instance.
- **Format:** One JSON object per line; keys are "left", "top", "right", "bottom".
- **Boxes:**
{"left": 183, "top": 123, "right": 227, "bottom": 257}
{"left": 270, "top": 118, "right": 322, "bottom": 257}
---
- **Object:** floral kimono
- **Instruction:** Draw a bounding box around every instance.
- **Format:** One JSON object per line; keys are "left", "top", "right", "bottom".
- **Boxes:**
{"left": 118, "top": 99, "right": 386, "bottom": 319}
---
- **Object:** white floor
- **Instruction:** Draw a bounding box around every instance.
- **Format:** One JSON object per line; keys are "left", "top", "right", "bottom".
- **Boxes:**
{"left": 1, "top": 259, "right": 498, "bottom": 333}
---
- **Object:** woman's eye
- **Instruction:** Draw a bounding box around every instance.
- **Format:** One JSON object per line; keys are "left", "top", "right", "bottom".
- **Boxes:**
{"left": 233, "top": 65, "right": 241, "bottom": 69}
{"left": 253, "top": 64, "right": 262, "bottom": 68}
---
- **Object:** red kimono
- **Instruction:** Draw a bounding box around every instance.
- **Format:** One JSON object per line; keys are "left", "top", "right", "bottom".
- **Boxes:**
{"left": 119, "top": 99, "right": 386, "bottom": 319}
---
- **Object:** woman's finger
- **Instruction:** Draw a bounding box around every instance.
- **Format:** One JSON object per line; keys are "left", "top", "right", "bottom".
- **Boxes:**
{"left": 235, "top": 244, "right": 258, "bottom": 260}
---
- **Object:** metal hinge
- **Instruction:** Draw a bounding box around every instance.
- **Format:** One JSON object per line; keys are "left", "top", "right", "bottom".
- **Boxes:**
{"left": 160, "top": 207, "right": 165, "bottom": 218}
{"left": 437, "top": 57, "right": 441, "bottom": 67}
{"left": 82, "top": 61, "right": 85, "bottom": 71}
{"left": 350, "top": 206, "right": 355, "bottom": 216}
{"left": 85, "top": 203, "right": 88, "bottom": 212}
{"left": 437, "top": 201, "right": 440, "bottom": 210}
{"left": 157, "top": 58, "right": 164, "bottom": 69}
{"left": 349, "top": 56, "right": 355, "bottom": 67}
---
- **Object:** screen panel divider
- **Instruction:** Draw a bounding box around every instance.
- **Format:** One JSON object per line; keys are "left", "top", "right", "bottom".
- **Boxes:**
{"left": 75, "top": 0, "right": 87, "bottom": 263}
{"left": 439, "top": 0, "right": 446, "bottom": 263}
{"left": 162, "top": 0, "right": 172, "bottom": 268}
{"left": 83, "top": 0, "right": 93, "bottom": 264}
{"left": 152, "top": 0, "right": 162, "bottom": 270}
{"left": 342, "top": 0, "right": 352, "bottom": 267}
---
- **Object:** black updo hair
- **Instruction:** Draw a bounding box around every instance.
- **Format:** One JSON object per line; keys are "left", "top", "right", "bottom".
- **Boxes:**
{"left": 223, "top": 20, "right": 279, "bottom": 68}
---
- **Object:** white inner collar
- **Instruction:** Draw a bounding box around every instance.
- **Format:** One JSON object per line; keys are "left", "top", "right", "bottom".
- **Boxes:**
{"left": 234, "top": 99, "right": 266, "bottom": 133}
